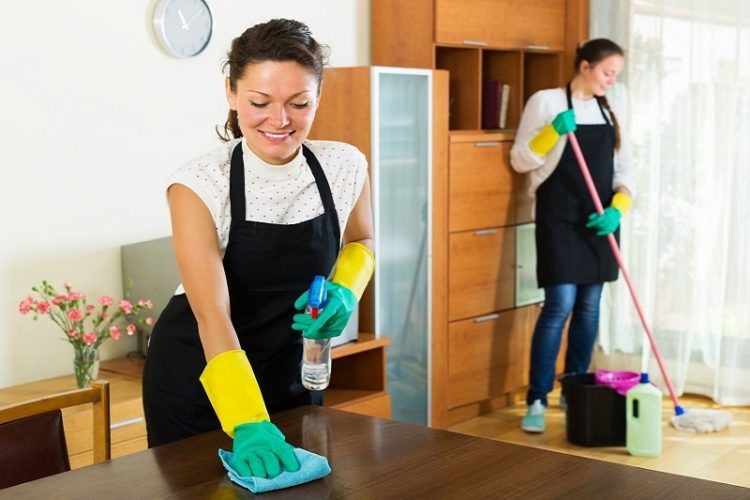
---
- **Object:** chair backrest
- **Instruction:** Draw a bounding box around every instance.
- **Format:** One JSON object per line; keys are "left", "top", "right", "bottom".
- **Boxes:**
{"left": 0, "top": 381, "right": 110, "bottom": 489}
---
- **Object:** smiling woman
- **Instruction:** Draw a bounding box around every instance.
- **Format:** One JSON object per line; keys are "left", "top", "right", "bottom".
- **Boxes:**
{"left": 140, "top": 18, "right": 375, "bottom": 480}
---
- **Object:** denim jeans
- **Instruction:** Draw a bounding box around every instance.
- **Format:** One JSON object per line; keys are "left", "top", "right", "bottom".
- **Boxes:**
{"left": 526, "top": 283, "right": 604, "bottom": 406}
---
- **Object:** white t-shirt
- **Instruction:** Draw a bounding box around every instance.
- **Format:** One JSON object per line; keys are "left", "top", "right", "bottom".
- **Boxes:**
{"left": 510, "top": 88, "right": 636, "bottom": 198}
{"left": 168, "top": 138, "right": 368, "bottom": 255}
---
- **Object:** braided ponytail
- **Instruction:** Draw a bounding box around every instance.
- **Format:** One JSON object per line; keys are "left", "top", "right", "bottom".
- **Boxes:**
{"left": 596, "top": 95, "right": 621, "bottom": 151}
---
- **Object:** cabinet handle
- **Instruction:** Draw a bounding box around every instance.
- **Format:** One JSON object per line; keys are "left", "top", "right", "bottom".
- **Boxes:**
{"left": 527, "top": 44, "right": 550, "bottom": 50}
{"left": 462, "top": 39, "right": 487, "bottom": 47}
{"left": 474, "top": 313, "right": 500, "bottom": 323}
{"left": 474, "top": 141, "right": 500, "bottom": 148}
{"left": 474, "top": 228, "right": 497, "bottom": 236}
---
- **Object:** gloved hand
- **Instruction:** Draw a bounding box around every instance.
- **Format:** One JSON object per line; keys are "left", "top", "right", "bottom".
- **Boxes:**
{"left": 232, "top": 421, "right": 300, "bottom": 479}
{"left": 292, "top": 282, "right": 356, "bottom": 339}
{"left": 291, "top": 242, "right": 374, "bottom": 340}
{"left": 586, "top": 207, "right": 621, "bottom": 235}
{"left": 585, "top": 192, "right": 631, "bottom": 236}
{"left": 529, "top": 109, "right": 577, "bottom": 157}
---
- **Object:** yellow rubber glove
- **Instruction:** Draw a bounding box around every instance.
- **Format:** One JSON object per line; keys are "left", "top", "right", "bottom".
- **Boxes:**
{"left": 199, "top": 349, "right": 269, "bottom": 437}
{"left": 529, "top": 109, "right": 577, "bottom": 157}
{"left": 610, "top": 192, "right": 632, "bottom": 215}
{"left": 331, "top": 242, "right": 375, "bottom": 300}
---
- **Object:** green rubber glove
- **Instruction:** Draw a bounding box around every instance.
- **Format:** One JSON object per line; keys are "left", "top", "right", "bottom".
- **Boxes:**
{"left": 232, "top": 421, "right": 300, "bottom": 479}
{"left": 551, "top": 109, "right": 577, "bottom": 135}
{"left": 529, "top": 109, "right": 577, "bottom": 156}
{"left": 586, "top": 206, "right": 622, "bottom": 235}
{"left": 292, "top": 282, "right": 357, "bottom": 339}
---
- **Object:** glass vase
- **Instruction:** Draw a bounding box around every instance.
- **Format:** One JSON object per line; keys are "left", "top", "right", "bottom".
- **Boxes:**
{"left": 73, "top": 346, "right": 100, "bottom": 388}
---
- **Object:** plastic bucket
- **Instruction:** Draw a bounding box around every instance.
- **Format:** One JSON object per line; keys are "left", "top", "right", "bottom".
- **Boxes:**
{"left": 560, "top": 373, "right": 626, "bottom": 446}
{"left": 594, "top": 369, "right": 640, "bottom": 396}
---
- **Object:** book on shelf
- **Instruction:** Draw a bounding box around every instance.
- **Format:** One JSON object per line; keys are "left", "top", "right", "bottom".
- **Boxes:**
{"left": 499, "top": 83, "right": 510, "bottom": 129}
{"left": 482, "top": 80, "right": 504, "bottom": 130}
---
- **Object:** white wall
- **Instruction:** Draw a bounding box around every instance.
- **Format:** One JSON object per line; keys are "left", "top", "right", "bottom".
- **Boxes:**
{"left": 0, "top": 0, "right": 371, "bottom": 388}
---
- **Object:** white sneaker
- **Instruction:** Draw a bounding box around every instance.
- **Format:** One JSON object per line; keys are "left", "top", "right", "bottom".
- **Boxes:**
{"left": 521, "top": 399, "right": 546, "bottom": 433}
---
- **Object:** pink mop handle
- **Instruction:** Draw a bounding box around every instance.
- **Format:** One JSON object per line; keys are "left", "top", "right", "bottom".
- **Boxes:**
{"left": 567, "top": 132, "right": 682, "bottom": 411}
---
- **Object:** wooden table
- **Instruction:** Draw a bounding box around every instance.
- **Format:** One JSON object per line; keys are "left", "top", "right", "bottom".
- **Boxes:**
{"left": 2, "top": 406, "right": 747, "bottom": 499}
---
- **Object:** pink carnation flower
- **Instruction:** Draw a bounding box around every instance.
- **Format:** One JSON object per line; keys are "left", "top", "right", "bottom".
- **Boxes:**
{"left": 67, "top": 309, "right": 83, "bottom": 322}
{"left": 83, "top": 332, "right": 97, "bottom": 346}
{"left": 99, "top": 295, "right": 114, "bottom": 306}
{"left": 68, "top": 291, "right": 85, "bottom": 301}
{"left": 138, "top": 299, "right": 154, "bottom": 309}
{"left": 126, "top": 323, "right": 137, "bottom": 336}
{"left": 119, "top": 300, "right": 133, "bottom": 314}
{"left": 18, "top": 296, "right": 35, "bottom": 315}
{"left": 86, "top": 304, "right": 95, "bottom": 313}
{"left": 145, "top": 316, "right": 154, "bottom": 326}
{"left": 109, "top": 325, "right": 121, "bottom": 340}
{"left": 36, "top": 301, "right": 51, "bottom": 314}
{"left": 52, "top": 295, "right": 67, "bottom": 306}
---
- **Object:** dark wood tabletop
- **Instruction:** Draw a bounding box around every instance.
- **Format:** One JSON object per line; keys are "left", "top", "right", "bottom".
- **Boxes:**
{"left": 2, "top": 405, "right": 748, "bottom": 499}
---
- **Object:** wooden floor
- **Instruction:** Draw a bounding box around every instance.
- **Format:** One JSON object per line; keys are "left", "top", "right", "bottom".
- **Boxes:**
{"left": 447, "top": 390, "right": 750, "bottom": 489}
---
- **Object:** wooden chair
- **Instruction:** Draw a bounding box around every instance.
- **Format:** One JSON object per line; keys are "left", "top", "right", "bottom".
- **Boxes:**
{"left": 0, "top": 380, "right": 111, "bottom": 489}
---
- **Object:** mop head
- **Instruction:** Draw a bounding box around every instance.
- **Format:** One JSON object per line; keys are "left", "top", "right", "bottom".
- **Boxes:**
{"left": 671, "top": 408, "right": 732, "bottom": 433}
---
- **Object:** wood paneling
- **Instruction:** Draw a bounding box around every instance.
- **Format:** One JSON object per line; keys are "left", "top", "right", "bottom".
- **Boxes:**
{"left": 430, "top": 70, "right": 451, "bottom": 428}
{"left": 372, "top": 0, "right": 434, "bottom": 68}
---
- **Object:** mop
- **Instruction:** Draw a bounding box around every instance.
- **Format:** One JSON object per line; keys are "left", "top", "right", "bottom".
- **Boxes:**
{"left": 567, "top": 132, "right": 731, "bottom": 433}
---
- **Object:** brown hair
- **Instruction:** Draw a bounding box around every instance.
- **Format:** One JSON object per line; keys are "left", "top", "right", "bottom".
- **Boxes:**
{"left": 574, "top": 38, "right": 624, "bottom": 150}
{"left": 216, "top": 19, "right": 330, "bottom": 141}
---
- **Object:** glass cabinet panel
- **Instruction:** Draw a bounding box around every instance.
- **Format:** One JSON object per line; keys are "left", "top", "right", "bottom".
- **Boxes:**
{"left": 516, "top": 222, "right": 544, "bottom": 306}
{"left": 373, "top": 68, "right": 431, "bottom": 425}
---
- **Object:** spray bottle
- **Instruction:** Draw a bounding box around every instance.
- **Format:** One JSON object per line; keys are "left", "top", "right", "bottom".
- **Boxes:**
{"left": 301, "top": 275, "right": 332, "bottom": 390}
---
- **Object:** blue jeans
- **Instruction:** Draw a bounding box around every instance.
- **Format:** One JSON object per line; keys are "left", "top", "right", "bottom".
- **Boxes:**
{"left": 526, "top": 283, "right": 604, "bottom": 406}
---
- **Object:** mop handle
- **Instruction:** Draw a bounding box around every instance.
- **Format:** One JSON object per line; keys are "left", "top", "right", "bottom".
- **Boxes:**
{"left": 567, "top": 132, "right": 683, "bottom": 413}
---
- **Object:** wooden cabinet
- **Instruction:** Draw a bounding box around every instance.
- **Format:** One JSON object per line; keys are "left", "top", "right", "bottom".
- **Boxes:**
{"left": 434, "top": 0, "right": 564, "bottom": 50}
{"left": 370, "top": 0, "right": 586, "bottom": 427}
{"left": 373, "top": 0, "right": 578, "bottom": 133}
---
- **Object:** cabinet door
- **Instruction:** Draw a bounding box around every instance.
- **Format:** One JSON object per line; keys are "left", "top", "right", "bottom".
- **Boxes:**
{"left": 435, "top": 0, "right": 508, "bottom": 47}
{"left": 435, "top": 0, "right": 564, "bottom": 51}
{"left": 447, "top": 308, "right": 531, "bottom": 408}
{"left": 449, "top": 227, "right": 514, "bottom": 321}
{"left": 504, "top": 0, "right": 565, "bottom": 50}
{"left": 449, "top": 140, "right": 514, "bottom": 232}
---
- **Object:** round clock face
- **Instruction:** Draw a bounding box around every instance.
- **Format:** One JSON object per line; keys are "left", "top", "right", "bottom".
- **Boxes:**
{"left": 153, "top": 0, "right": 213, "bottom": 58}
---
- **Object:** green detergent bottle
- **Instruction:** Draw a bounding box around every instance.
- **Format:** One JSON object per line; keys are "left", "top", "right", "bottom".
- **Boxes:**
{"left": 626, "top": 373, "right": 662, "bottom": 457}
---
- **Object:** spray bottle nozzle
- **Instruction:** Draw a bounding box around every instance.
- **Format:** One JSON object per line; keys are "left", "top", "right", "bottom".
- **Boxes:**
{"left": 307, "top": 275, "right": 327, "bottom": 319}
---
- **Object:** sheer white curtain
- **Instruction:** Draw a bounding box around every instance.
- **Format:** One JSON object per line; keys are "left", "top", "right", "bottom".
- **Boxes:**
{"left": 590, "top": 0, "right": 750, "bottom": 405}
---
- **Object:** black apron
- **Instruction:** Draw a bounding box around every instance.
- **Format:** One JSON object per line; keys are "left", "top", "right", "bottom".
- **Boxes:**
{"left": 142, "top": 143, "right": 341, "bottom": 447}
{"left": 535, "top": 84, "right": 619, "bottom": 288}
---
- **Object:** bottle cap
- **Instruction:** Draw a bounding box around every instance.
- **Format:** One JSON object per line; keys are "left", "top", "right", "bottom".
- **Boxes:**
{"left": 639, "top": 372, "right": 650, "bottom": 384}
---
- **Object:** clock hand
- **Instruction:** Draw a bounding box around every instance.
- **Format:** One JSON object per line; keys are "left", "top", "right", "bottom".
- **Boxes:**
{"left": 177, "top": 9, "right": 189, "bottom": 30}
{"left": 185, "top": 8, "right": 204, "bottom": 26}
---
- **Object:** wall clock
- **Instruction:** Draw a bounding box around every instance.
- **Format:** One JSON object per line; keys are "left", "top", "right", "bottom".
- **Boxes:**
{"left": 152, "top": 0, "right": 213, "bottom": 58}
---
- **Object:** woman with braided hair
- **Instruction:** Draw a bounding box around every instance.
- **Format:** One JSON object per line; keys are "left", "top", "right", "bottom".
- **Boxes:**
{"left": 510, "top": 38, "right": 635, "bottom": 433}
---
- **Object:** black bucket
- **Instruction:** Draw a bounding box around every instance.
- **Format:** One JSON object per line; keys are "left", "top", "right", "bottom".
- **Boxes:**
{"left": 560, "top": 372, "right": 626, "bottom": 446}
